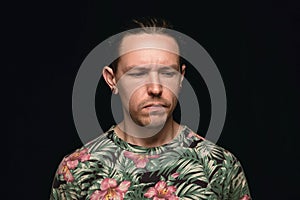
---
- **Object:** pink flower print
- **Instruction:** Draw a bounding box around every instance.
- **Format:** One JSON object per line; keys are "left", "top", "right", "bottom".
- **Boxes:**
{"left": 187, "top": 131, "right": 205, "bottom": 140}
{"left": 90, "top": 178, "right": 131, "bottom": 200}
{"left": 58, "top": 165, "right": 74, "bottom": 182}
{"left": 65, "top": 148, "right": 91, "bottom": 166}
{"left": 123, "top": 151, "right": 159, "bottom": 168}
{"left": 240, "top": 194, "right": 251, "bottom": 200}
{"left": 171, "top": 172, "right": 179, "bottom": 179}
{"left": 58, "top": 148, "right": 90, "bottom": 182}
{"left": 144, "top": 180, "right": 179, "bottom": 200}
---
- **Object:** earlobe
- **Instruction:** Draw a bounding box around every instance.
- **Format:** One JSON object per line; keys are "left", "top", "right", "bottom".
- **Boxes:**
{"left": 111, "top": 86, "right": 118, "bottom": 94}
{"left": 180, "top": 64, "right": 186, "bottom": 86}
{"left": 181, "top": 64, "right": 186, "bottom": 76}
{"left": 102, "top": 66, "right": 118, "bottom": 93}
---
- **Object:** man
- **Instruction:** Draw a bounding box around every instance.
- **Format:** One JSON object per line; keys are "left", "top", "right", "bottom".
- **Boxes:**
{"left": 50, "top": 17, "right": 251, "bottom": 200}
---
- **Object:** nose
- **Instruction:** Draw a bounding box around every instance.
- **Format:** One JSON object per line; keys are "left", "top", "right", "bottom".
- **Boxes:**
{"left": 147, "top": 72, "right": 162, "bottom": 96}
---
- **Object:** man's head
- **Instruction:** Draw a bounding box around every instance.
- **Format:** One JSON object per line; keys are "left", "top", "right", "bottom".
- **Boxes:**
{"left": 103, "top": 17, "right": 186, "bottom": 130}
{"left": 108, "top": 17, "right": 185, "bottom": 73}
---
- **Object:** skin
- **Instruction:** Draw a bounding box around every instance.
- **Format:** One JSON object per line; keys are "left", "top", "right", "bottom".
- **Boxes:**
{"left": 103, "top": 33, "right": 186, "bottom": 147}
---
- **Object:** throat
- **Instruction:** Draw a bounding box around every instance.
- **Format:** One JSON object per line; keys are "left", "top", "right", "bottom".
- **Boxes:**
{"left": 114, "top": 120, "right": 181, "bottom": 148}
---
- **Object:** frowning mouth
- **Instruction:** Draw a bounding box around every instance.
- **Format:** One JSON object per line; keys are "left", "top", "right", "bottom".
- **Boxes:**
{"left": 142, "top": 102, "right": 168, "bottom": 109}
{"left": 140, "top": 102, "right": 167, "bottom": 114}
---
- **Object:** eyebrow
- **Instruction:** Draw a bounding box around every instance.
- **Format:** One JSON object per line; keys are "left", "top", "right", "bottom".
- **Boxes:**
{"left": 126, "top": 64, "right": 179, "bottom": 72}
{"left": 160, "top": 65, "right": 179, "bottom": 70}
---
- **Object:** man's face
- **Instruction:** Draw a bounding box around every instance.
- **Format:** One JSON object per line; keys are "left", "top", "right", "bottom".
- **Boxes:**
{"left": 114, "top": 34, "right": 185, "bottom": 128}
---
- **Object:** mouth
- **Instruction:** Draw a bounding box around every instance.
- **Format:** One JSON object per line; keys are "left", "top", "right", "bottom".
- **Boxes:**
{"left": 142, "top": 102, "right": 169, "bottom": 114}
{"left": 143, "top": 102, "right": 168, "bottom": 108}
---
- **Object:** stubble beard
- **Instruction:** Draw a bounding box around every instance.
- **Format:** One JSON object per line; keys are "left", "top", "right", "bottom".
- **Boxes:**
{"left": 130, "top": 109, "right": 168, "bottom": 128}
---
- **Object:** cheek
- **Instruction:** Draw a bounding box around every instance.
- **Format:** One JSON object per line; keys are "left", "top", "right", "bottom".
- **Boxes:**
{"left": 120, "top": 87, "right": 144, "bottom": 112}
{"left": 118, "top": 81, "right": 136, "bottom": 105}
{"left": 161, "top": 78, "right": 181, "bottom": 94}
{"left": 128, "top": 94, "right": 139, "bottom": 109}
{"left": 165, "top": 86, "right": 180, "bottom": 102}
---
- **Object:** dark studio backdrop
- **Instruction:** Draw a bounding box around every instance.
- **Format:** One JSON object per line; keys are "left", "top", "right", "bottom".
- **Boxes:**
{"left": 5, "top": 0, "right": 299, "bottom": 199}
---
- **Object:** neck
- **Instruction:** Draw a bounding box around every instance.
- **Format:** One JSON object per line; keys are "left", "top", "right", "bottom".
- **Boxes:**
{"left": 115, "top": 117, "right": 181, "bottom": 148}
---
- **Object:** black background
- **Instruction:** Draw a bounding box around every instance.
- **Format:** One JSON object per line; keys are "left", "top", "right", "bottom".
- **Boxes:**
{"left": 5, "top": 0, "right": 299, "bottom": 199}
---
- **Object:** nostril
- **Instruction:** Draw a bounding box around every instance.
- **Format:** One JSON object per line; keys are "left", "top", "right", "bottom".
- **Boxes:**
{"left": 147, "top": 84, "right": 163, "bottom": 96}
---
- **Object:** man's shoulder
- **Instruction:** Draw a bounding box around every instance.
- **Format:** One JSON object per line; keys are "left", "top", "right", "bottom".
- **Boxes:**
{"left": 63, "top": 127, "right": 116, "bottom": 159}
{"left": 184, "top": 127, "right": 239, "bottom": 164}
{"left": 196, "top": 139, "right": 238, "bottom": 161}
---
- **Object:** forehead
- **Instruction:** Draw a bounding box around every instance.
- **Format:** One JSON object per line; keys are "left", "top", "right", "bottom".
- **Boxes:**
{"left": 118, "top": 33, "right": 180, "bottom": 71}
{"left": 119, "top": 33, "right": 180, "bottom": 56}
{"left": 119, "top": 49, "right": 179, "bottom": 70}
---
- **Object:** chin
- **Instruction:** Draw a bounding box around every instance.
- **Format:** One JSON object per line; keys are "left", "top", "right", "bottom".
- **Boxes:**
{"left": 144, "top": 121, "right": 165, "bottom": 129}
{"left": 143, "top": 115, "right": 168, "bottom": 128}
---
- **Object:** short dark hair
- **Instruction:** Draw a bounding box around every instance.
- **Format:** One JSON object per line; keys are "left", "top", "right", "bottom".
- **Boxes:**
{"left": 108, "top": 17, "right": 184, "bottom": 73}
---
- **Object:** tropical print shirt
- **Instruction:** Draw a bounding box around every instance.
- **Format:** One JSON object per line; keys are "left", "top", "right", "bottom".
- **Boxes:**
{"left": 50, "top": 125, "right": 251, "bottom": 200}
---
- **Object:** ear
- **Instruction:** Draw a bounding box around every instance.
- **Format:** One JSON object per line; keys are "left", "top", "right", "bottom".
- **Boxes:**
{"left": 102, "top": 66, "right": 118, "bottom": 93}
{"left": 180, "top": 64, "right": 186, "bottom": 86}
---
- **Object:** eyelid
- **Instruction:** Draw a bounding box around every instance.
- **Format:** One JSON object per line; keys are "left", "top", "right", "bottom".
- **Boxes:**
{"left": 159, "top": 68, "right": 178, "bottom": 74}
{"left": 126, "top": 65, "right": 179, "bottom": 75}
{"left": 127, "top": 71, "right": 148, "bottom": 77}
{"left": 160, "top": 72, "right": 177, "bottom": 78}
{"left": 127, "top": 67, "right": 149, "bottom": 73}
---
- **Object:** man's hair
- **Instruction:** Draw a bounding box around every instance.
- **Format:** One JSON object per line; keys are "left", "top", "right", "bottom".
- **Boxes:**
{"left": 109, "top": 17, "right": 184, "bottom": 73}
{"left": 124, "top": 17, "right": 174, "bottom": 33}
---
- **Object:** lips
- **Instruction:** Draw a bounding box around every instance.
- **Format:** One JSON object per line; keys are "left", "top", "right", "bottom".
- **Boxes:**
{"left": 142, "top": 102, "right": 167, "bottom": 108}
{"left": 140, "top": 102, "right": 169, "bottom": 115}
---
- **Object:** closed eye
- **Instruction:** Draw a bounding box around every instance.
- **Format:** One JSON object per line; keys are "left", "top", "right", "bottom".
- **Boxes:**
{"left": 160, "top": 71, "right": 177, "bottom": 78}
{"left": 127, "top": 72, "right": 147, "bottom": 77}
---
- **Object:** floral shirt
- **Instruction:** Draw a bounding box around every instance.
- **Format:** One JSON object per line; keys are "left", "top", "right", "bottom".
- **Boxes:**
{"left": 50, "top": 125, "right": 251, "bottom": 200}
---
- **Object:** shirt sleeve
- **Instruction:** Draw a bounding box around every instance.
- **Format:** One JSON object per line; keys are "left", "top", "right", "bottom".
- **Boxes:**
{"left": 49, "top": 147, "right": 92, "bottom": 200}
{"left": 224, "top": 155, "right": 252, "bottom": 200}
{"left": 49, "top": 157, "right": 81, "bottom": 200}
